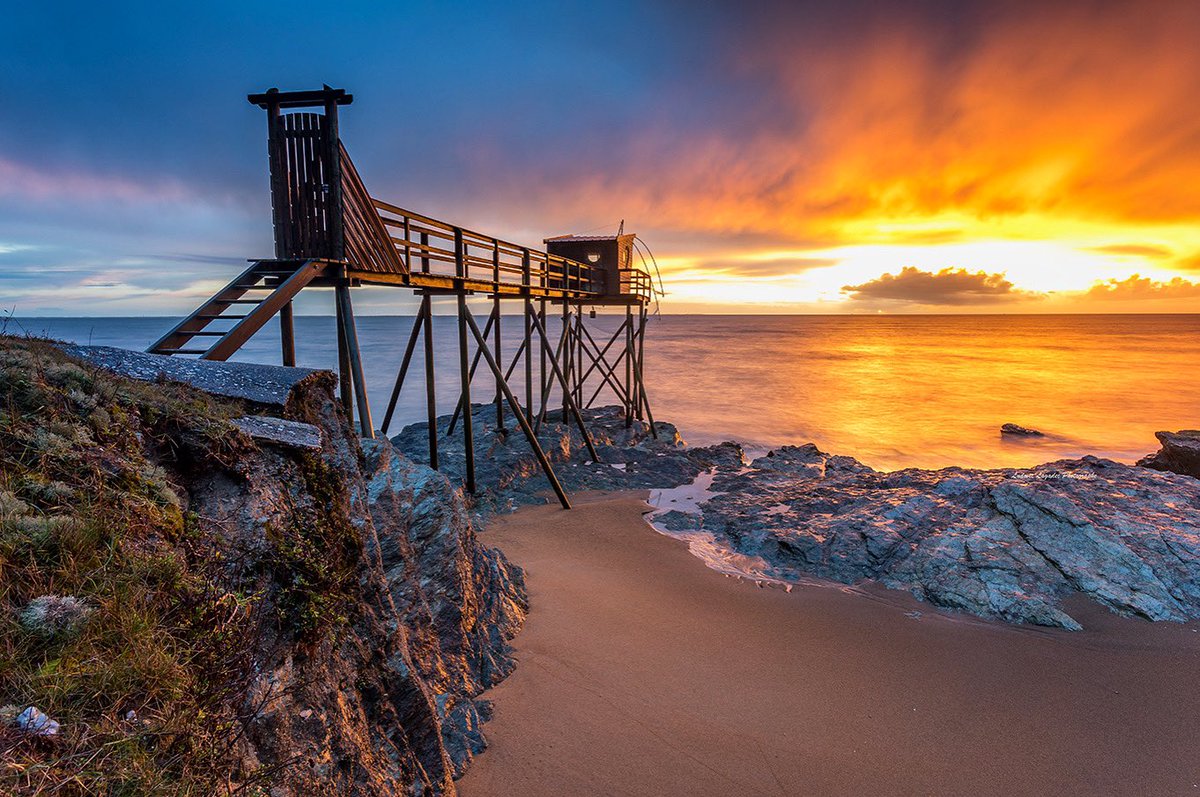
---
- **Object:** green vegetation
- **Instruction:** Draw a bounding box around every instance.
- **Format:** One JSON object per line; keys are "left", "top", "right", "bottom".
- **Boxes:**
{"left": 0, "top": 337, "right": 310, "bottom": 795}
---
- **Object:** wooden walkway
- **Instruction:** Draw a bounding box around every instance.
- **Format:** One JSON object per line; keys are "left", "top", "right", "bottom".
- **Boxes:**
{"left": 148, "top": 85, "right": 659, "bottom": 508}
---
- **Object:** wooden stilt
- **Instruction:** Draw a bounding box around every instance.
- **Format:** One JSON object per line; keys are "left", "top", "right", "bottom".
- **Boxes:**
{"left": 493, "top": 293, "right": 504, "bottom": 432}
{"left": 335, "top": 290, "right": 354, "bottom": 423}
{"left": 422, "top": 294, "right": 439, "bottom": 468}
{"left": 280, "top": 301, "right": 296, "bottom": 366}
{"left": 561, "top": 300, "right": 571, "bottom": 421}
{"left": 447, "top": 305, "right": 498, "bottom": 434}
{"left": 538, "top": 299, "right": 548, "bottom": 420}
{"left": 577, "top": 317, "right": 631, "bottom": 409}
{"left": 628, "top": 306, "right": 638, "bottom": 429}
{"left": 528, "top": 305, "right": 600, "bottom": 462}
{"left": 534, "top": 316, "right": 570, "bottom": 434}
{"left": 336, "top": 283, "right": 374, "bottom": 438}
{"left": 456, "top": 291, "right": 476, "bottom": 494}
{"left": 381, "top": 300, "right": 427, "bottom": 434}
{"left": 463, "top": 310, "right": 571, "bottom": 510}
{"left": 635, "top": 305, "right": 657, "bottom": 438}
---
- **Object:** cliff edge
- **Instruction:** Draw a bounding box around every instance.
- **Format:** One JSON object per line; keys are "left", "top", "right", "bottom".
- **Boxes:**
{"left": 0, "top": 339, "right": 524, "bottom": 795}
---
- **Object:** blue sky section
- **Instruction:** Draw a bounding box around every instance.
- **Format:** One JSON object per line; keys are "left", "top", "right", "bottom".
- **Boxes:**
{"left": 0, "top": 0, "right": 719, "bottom": 314}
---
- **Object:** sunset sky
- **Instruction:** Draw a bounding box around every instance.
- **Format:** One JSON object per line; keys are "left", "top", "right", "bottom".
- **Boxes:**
{"left": 3, "top": 0, "right": 1200, "bottom": 314}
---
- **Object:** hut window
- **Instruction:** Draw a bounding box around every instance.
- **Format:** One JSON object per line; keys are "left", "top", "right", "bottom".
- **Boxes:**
{"left": 586, "top": 252, "right": 601, "bottom": 263}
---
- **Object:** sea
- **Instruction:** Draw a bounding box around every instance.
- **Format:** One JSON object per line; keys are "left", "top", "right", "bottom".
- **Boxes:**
{"left": 12, "top": 313, "right": 1200, "bottom": 472}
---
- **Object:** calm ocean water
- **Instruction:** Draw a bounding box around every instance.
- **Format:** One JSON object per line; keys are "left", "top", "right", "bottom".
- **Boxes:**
{"left": 13, "top": 313, "right": 1200, "bottom": 471}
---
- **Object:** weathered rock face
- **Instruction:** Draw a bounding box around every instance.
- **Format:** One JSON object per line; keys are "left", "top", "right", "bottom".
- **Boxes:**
{"left": 14, "top": 345, "right": 525, "bottom": 795}
{"left": 412, "top": 405, "right": 1200, "bottom": 632}
{"left": 1139, "top": 430, "right": 1200, "bottom": 479}
{"left": 657, "top": 444, "right": 1200, "bottom": 630}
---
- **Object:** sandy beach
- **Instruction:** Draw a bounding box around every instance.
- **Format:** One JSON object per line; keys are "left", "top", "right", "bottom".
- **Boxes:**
{"left": 459, "top": 493, "right": 1200, "bottom": 797}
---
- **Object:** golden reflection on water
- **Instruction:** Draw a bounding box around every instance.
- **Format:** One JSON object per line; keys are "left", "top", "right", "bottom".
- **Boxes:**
{"left": 645, "top": 314, "right": 1200, "bottom": 471}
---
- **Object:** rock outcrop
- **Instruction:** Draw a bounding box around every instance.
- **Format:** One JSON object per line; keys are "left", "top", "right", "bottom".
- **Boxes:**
{"left": 414, "top": 407, "right": 1200, "bottom": 632}
{"left": 2, "top": 340, "right": 524, "bottom": 796}
{"left": 1001, "top": 422, "right": 1044, "bottom": 436}
{"left": 1138, "top": 430, "right": 1200, "bottom": 479}
{"left": 656, "top": 445, "right": 1200, "bottom": 630}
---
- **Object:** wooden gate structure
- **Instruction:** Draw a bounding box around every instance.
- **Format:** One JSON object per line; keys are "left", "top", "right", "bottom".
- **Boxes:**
{"left": 148, "top": 86, "right": 659, "bottom": 508}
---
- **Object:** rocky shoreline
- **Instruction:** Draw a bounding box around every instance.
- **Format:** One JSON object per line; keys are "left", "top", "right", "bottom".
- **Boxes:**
{"left": 6, "top": 341, "right": 1197, "bottom": 794}
{"left": 3, "top": 342, "right": 524, "bottom": 795}
{"left": 407, "top": 402, "right": 1200, "bottom": 632}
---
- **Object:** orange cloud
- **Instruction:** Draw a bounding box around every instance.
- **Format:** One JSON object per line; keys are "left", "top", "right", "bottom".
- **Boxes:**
{"left": 841, "top": 267, "right": 1025, "bottom": 306}
{"left": 1085, "top": 274, "right": 1200, "bottom": 301}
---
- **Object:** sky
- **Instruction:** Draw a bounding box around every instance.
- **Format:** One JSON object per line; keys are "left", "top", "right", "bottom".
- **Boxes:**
{"left": 3, "top": 0, "right": 1200, "bottom": 315}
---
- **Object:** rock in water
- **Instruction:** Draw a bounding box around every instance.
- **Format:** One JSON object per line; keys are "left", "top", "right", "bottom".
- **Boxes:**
{"left": 1138, "top": 430, "right": 1200, "bottom": 479}
{"left": 1001, "top": 423, "right": 1044, "bottom": 437}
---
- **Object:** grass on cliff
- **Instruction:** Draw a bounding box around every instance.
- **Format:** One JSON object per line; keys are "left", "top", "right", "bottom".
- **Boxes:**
{"left": 0, "top": 337, "right": 266, "bottom": 795}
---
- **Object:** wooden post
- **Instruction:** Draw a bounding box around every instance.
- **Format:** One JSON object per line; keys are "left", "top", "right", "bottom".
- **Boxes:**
{"left": 422, "top": 294, "right": 439, "bottom": 469}
{"left": 628, "top": 304, "right": 638, "bottom": 429}
{"left": 336, "top": 283, "right": 374, "bottom": 438}
{"left": 636, "top": 304, "right": 657, "bottom": 438}
{"left": 280, "top": 300, "right": 296, "bottom": 366}
{"left": 323, "top": 93, "right": 345, "bottom": 261}
{"left": 381, "top": 300, "right": 427, "bottom": 433}
{"left": 264, "top": 95, "right": 287, "bottom": 260}
{"left": 539, "top": 298, "right": 548, "bottom": 421}
{"left": 523, "top": 249, "right": 534, "bottom": 425}
{"left": 447, "top": 306, "right": 497, "bottom": 434}
{"left": 561, "top": 300, "right": 571, "bottom": 421}
{"left": 463, "top": 310, "right": 571, "bottom": 510}
{"left": 335, "top": 290, "right": 353, "bottom": 423}
{"left": 527, "top": 305, "right": 600, "bottom": 462}
{"left": 457, "top": 292, "right": 476, "bottom": 494}
{"left": 493, "top": 240, "right": 504, "bottom": 432}
{"left": 576, "top": 305, "right": 585, "bottom": 407}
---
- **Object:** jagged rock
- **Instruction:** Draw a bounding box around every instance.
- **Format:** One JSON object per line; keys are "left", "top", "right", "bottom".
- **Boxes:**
{"left": 662, "top": 448, "right": 1200, "bottom": 630}
{"left": 30, "top": 345, "right": 526, "bottom": 795}
{"left": 17, "top": 595, "right": 92, "bottom": 636}
{"left": 1001, "top": 423, "right": 1044, "bottom": 437}
{"left": 361, "top": 436, "right": 526, "bottom": 777}
{"left": 1138, "top": 430, "right": 1200, "bottom": 479}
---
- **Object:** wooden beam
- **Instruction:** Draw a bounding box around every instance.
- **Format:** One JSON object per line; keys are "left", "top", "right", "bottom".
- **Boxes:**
{"left": 380, "top": 300, "right": 427, "bottom": 434}
{"left": 462, "top": 309, "right": 571, "bottom": 510}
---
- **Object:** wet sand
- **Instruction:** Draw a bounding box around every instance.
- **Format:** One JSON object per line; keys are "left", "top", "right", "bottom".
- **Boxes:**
{"left": 458, "top": 493, "right": 1200, "bottom": 797}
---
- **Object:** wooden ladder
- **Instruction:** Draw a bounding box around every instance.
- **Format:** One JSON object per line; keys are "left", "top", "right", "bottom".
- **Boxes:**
{"left": 148, "top": 259, "right": 328, "bottom": 360}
